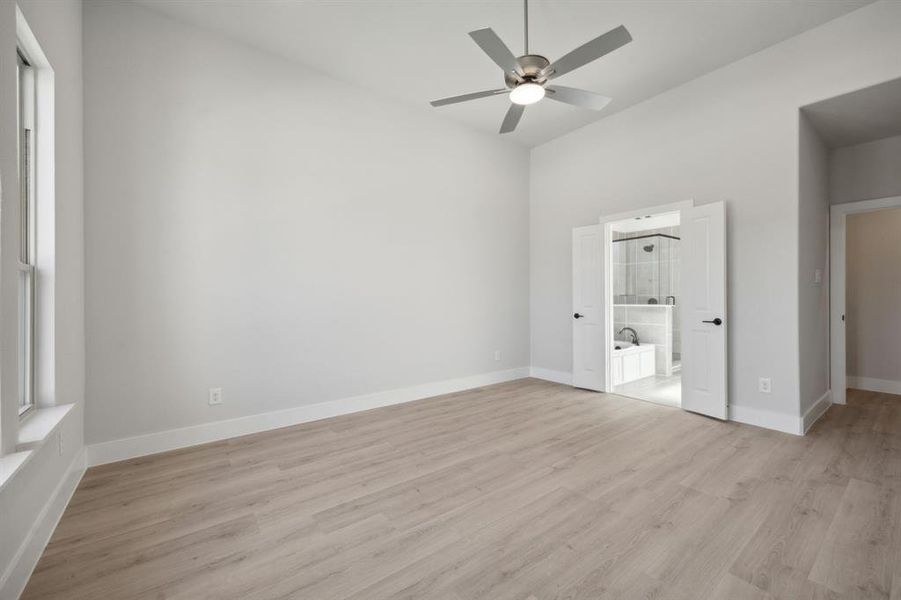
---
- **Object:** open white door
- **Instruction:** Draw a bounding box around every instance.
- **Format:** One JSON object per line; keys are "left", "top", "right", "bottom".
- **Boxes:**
{"left": 681, "top": 202, "right": 728, "bottom": 419}
{"left": 572, "top": 225, "right": 606, "bottom": 391}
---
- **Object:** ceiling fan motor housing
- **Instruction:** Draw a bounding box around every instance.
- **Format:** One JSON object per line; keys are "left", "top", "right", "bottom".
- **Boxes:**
{"left": 428, "top": 7, "right": 632, "bottom": 134}
{"left": 505, "top": 54, "right": 551, "bottom": 88}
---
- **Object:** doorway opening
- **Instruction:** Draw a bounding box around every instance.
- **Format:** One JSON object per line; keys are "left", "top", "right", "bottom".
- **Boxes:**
{"left": 800, "top": 76, "right": 901, "bottom": 411}
{"left": 609, "top": 212, "right": 682, "bottom": 407}
{"left": 571, "top": 199, "right": 726, "bottom": 420}
{"left": 830, "top": 198, "right": 901, "bottom": 405}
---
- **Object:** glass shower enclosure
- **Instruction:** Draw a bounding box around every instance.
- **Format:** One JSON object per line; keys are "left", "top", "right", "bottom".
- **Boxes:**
{"left": 612, "top": 232, "right": 680, "bottom": 305}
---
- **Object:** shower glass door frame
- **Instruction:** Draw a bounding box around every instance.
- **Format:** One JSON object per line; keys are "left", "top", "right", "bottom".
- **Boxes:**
{"left": 612, "top": 232, "right": 680, "bottom": 307}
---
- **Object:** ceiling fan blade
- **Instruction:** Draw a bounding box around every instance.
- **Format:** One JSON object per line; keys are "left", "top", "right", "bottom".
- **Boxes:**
{"left": 545, "top": 25, "right": 632, "bottom": 80}
{"left": 499, "top": 103, "right": 525, "bottom": 134}
{"left": 546, "top": 86, "right": 612, "bottom": 111}
{"left": 469, "top": 28, "right": 523, "bottom": 76}
{"left": 430, "top": 89, "right": 509, "bottom": 107}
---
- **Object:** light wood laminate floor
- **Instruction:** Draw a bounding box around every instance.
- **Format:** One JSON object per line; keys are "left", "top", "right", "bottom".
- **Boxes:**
{"left": 22, "top": 380, "right": 901, "bottom": 599}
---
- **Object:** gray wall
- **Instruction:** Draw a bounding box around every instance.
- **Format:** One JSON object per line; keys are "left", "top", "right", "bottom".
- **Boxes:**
{"left": 529, "top": 1, "right": 901, "bottom": 425}
{"left": 830, "top": 134, "right": 901, "bottom": 205}
{"left": 83, "top": 2, "right": 530, "bottom": 445}
{"left": 797, "top": 113, "right": 830, "bottom": 416}
{"left": 846, "top": 208, "right": 901, "bottom": 384}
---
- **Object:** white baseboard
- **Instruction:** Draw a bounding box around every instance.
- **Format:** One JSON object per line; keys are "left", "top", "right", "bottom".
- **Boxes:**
{"left": 529, "top": 367, "right": 825, "bottom": 437}
{"left": 529, "top": 367, "right": 573, "bottom": 386}
{"left": 0, "top": 447, "right": 86, "bottom": 600}
{"left": 729, "top": 404, "right": 803, "bottom": 436}
{"left": 847, "top": 376, "right": 901, "bottom": 396}
{"left": 88, "top": 367, "right": 530, "bottom": 466}
{"left": 803, "top": 390, "right": 832, "bottom": 433}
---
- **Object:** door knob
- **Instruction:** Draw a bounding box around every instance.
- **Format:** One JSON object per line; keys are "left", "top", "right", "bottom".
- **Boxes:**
{"left": 702, "top": 318, "right": 723, "bottom": 326}
{"left": 573, "top": 313, "right": 584, "bottom": 319}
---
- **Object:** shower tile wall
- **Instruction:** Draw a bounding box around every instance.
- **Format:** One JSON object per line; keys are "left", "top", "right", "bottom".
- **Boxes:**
{"left": 613, "top": 226, "right": 681, "bottom": 371}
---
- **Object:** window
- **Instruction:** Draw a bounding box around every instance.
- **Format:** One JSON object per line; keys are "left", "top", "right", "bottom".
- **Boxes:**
{"left": 17, "top": 48, "right": 36, "bottom": 417}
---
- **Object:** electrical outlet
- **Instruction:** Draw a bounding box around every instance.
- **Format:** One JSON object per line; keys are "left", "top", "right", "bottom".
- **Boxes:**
{"left": 758, "top": 378, "right": 772, "bottom": 394}
{"left": 494, "top": 350, "right": 501, "bottom": 361}
{"left": 208, "top": 387, "right": 223, "bottom": 406}
{"left": 814, "top": 269, "right": 822, "bottom": 285}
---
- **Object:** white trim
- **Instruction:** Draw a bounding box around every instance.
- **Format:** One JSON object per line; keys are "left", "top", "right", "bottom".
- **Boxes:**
{"left": 847, "top": 376, "right": 901, "bottom": 396}
{"left": 16, "top": 5, "right": 57, "bottom": 412}
{"left": 534, "top": 366, "right": 815, "bottom": 435}
{"left": 803, "top": 390, "right": 832, "bottom": 434}
{"left": 0, "top": 404, "right": 75, "bottom": 494}
{"left": 830, "top": 195, "right": 901, "bottom": 406}
{"left": 601, "top": 221, "right": 613, "bottom": 392}
{"left": 0, "top": 451, "right": 33, "bottom": 494}
{"left": 16, "top": 404, "right": 73, "bottom": 451}
{"left": 0, "top": 447, "right": 86, "bottom": 600}
{"left": 832, "top": 195, "right": 901, "bottom": 213}
{"left": 729, "top": 404, "right": 803, "bottom": 436}
{"left": 598, "top": 200, "right": 693, "bottom": 225}
{"left": 88, "top": 368, "right": 530, "bottom": 466}
{"left": 529, "top": 367, "right": 573, "bottom": 385}
{"left": 534, "top": 368, "right": 815, "bottom": 436}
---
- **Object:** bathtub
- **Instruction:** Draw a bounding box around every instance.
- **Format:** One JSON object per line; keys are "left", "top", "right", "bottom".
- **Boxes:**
{"left": 611, "top": 343, "right": 656, "bottom": 385}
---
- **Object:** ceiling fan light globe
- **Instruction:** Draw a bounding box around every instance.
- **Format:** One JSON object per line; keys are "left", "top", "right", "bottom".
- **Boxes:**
{"left": 510, "top": 82, "right": 545, "bottom": 105}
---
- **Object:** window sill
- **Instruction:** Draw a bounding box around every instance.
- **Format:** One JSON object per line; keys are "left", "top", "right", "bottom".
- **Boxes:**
{"left": 17, "top": 403, "right": 74, "bottom": 452}
{"left": 0, "top": 450, "right": 33, "bottom": 493}
{"left": 0, "top": 404, "right": 74, "bottom": 493}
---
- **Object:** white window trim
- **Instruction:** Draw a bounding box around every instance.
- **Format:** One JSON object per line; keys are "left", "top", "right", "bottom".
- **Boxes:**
{"left": 1, "top": 7, "right": 57, "bottom": 456}
{"left": 17, "top": 48, "right": 37, "bottom": 418}
{"left": 19, "top": 8, "right": 56, "bottom": 417}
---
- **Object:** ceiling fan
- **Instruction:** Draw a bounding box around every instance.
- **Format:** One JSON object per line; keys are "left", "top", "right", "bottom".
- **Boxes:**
{"left": 430, "top": 0, "right": 632, "bottom": 134}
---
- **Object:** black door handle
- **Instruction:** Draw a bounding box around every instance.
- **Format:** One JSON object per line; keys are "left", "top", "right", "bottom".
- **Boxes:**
{"left": 573, "top": 313, "right": 584, "bottom": 319}
{"left": 702, "top": 318, "right": 723, "bottom": 326}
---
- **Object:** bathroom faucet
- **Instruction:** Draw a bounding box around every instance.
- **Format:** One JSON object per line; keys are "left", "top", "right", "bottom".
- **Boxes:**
{"left": 618, "top": 327, "right": 639, "bottom": 345}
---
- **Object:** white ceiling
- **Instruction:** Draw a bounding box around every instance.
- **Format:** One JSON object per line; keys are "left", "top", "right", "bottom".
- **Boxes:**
{"left": 803, "top": 76, "right": 901, "bottom": 148}
{"left": 135, "top": 0, "right": 873, "bottom": 148}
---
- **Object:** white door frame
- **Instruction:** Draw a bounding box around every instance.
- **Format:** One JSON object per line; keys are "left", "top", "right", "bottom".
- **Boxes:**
{"left": 830, "top": 195, "right": 901, "bottom": 405}
{"left": 599, "top": 200, "right": 694, "bottom": 392}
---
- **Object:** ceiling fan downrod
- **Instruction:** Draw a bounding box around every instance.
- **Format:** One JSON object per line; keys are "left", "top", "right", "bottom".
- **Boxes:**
{"left": 524, "top": 0, "right": 529, "bottom": 55}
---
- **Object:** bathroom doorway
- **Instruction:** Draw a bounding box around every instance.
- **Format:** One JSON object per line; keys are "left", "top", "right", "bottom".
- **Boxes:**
{"left": 608, "top": 212, "right": 682, "bottom": 407}
{"left": 571, "top": 199, "right": 727, "bottom": 419}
